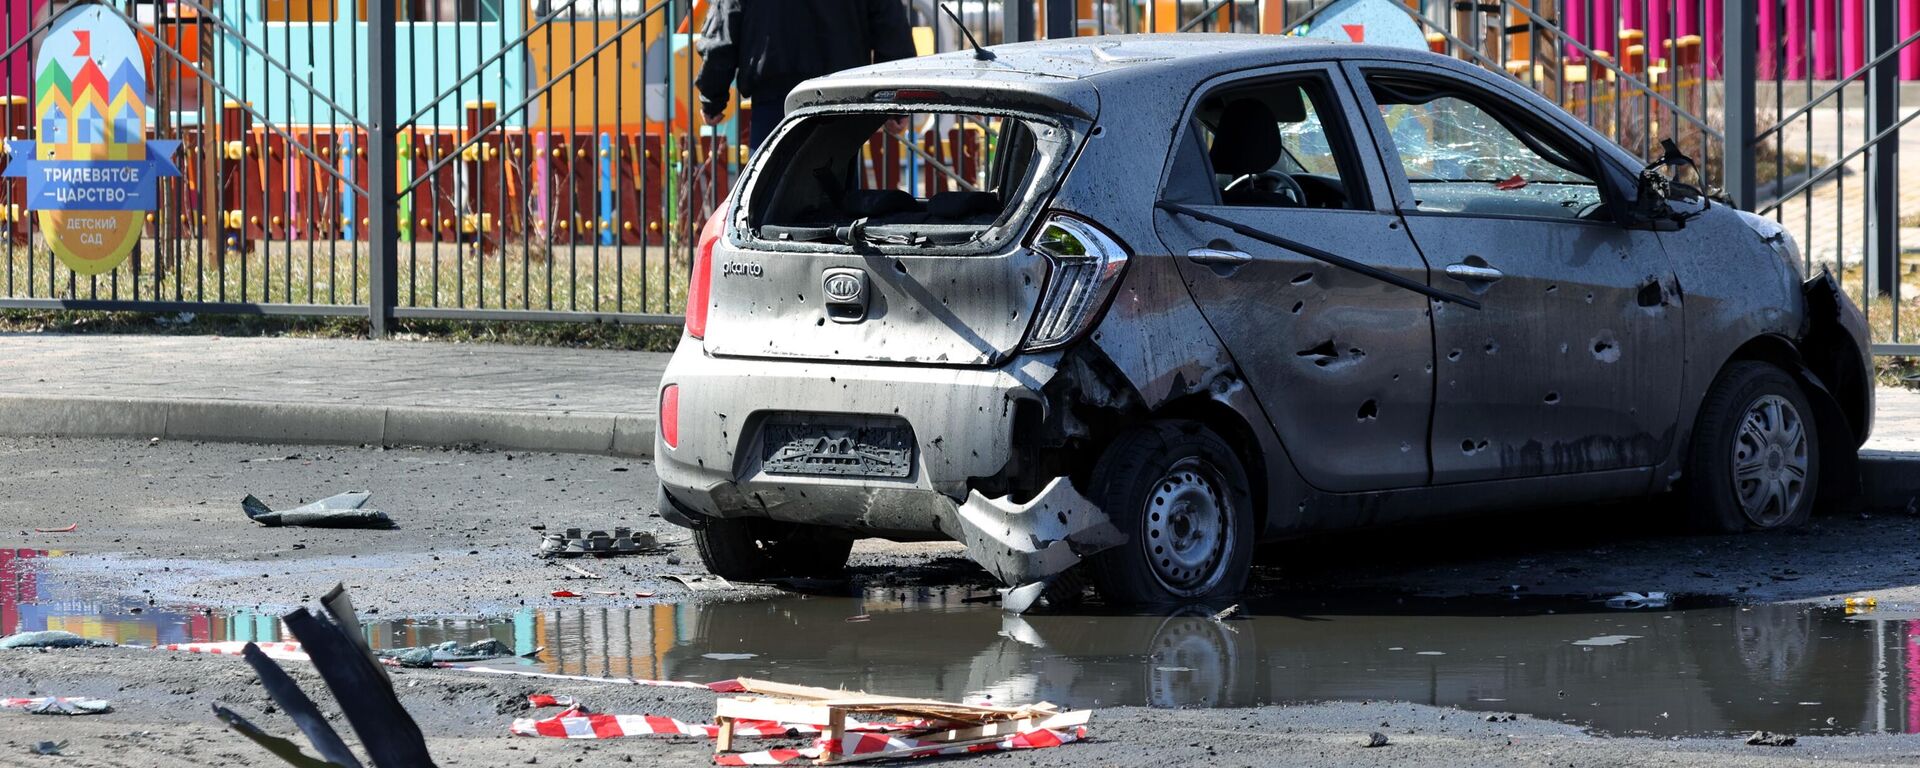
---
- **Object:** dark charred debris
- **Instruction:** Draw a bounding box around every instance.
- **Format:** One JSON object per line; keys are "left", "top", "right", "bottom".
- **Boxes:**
{"left": 242, "top": 492, "right": 396, "bottom": 529}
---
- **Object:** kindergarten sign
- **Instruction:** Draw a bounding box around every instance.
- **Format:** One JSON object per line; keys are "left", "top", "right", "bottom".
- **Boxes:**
{"left": 2, "top": 4, "right": 179, "bottom": 276}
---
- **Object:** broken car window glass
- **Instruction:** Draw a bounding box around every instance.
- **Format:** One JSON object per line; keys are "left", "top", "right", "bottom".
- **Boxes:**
{"left": 748, "top": 111, "right": 1067, "bottom": 250}
{"left": 1369, "top": 79, "right": 1605, "bottom": 221}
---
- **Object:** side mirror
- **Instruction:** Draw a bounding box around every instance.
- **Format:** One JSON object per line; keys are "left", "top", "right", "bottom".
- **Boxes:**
{"left": 1635, "top": 139, "right": 1707, "bottom": 229}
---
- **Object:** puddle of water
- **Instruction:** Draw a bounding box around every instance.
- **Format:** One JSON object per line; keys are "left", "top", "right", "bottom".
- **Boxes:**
{"left": 7, "top": 548, "right": 1920, "bottom": 738}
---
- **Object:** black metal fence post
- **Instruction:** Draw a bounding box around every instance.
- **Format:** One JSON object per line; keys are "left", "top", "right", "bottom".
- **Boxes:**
{"left": 1868, "top": 0, "right": 1899, "bottom": 296}
{"left": 1722, "top": 0, "right": 1757, "bottom": 211}
{"left": 1012, "top": 1, "right": 1036, "bottom": 43}
{"left": 366, "top": 0, "right": 399, "bottom": 336}
{"left": 1046, "top": 0, "right": 1076, "bottom": 38}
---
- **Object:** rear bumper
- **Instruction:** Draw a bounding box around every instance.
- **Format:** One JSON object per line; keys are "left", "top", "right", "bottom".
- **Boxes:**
{"left": 654, "top": 345, "right": 1057, "bottom": 534}
{"left": 654, "top": 345, "right": 1124, "bottom": 587}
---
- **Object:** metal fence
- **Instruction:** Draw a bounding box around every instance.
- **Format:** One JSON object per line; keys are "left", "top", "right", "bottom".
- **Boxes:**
{"left": 0, "top": 0, "right": 1915, "bottom": 355}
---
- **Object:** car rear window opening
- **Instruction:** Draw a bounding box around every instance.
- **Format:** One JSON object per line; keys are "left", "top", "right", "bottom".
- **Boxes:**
{"left": 745, "top": 110, "right": 1070, "bottom": 251}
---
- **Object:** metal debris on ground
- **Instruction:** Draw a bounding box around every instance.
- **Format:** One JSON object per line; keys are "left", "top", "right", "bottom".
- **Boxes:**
{"left": 216, "top": 584, "right": 438, "bottom": 767}
{"left": 1212, "top": 603, "right": 1242, "bottom": 621}
{"left": 379, "top": 639, "right": 538, "bottom": 668}
{"left": 3, "top": 697, "right": 112, "bottom": 715}
{"left": 0, "top": 630, "right": 107, "bottom": 649}
{"left": 31, "top": 740, "right": 67, "bottom": 756}
{"left": 538, "top": 527, "right": 664, "bottom": 558}
{"left": 1362, "top": 732, "right": 1390, "bottom": 748}
{"left": 665, "top": 574, "right": 733, "bottom": 592}
{"left": 1603, "top": 591, "right": 1670, "bottom": 609}
{"left": 31, "top": 523, "right": 76, "bottom": 533}
{"left": 242, "top": 492, "right": 395, "bottom": 529}
{"left": 1746, "top": 731, "right": 1797, "bottom": 747}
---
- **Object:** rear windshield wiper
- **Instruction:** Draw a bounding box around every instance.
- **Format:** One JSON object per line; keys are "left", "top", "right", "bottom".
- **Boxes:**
{"left": 836, "top": 219, "right": 930, "bottom": 247}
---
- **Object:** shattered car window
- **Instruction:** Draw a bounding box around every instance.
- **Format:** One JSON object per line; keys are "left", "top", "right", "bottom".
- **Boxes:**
{"left": 1370, "top": 84, "right": 1605, "bottom": 221}
{"left": 748, "top": 111, "right": 1068, "bottom": 250}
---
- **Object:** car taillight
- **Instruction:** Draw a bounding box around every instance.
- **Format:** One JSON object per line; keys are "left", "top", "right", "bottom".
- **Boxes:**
{"left": 686, "top": 208, "right": 726, "bottom": 339}
{"left": 659, "top": 384, "right": 680, "bottom": 449}
{"left": 1024, "top": 214, "right": 1130, "bottom": 350}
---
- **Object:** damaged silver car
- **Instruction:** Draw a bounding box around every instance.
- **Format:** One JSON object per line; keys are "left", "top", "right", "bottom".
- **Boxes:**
{"left": 655, "top": 35, "right": 1875, "bottom": 607}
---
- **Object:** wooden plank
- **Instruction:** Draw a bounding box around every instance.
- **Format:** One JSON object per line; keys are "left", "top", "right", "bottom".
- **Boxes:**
{"left": 735, "top": 679, "right": 1030, "bottom": 717}
{"left": 910, "top": 710, "right": 1089, "bottom": 744}
{"left": 715, "top": 697, "right": 834, "bottom": 727}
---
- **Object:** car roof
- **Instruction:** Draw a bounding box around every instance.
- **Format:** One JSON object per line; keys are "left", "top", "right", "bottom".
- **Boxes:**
{"left": 843, "top": 34, "right": 1428, "bottom": 83}
{"left": 795, "top": 34, "right": 1462, "bottom": 118}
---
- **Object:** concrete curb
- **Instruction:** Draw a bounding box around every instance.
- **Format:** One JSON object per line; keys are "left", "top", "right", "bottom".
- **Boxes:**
{"left": 0, "top": 394, "right": 654, "bottom": 458}
{"left": 1860, "top": 450, "right": 1920, "bottom": 509}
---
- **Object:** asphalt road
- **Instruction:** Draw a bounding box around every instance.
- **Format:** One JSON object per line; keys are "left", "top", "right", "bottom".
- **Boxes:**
{"left": 3, "top": 437, "right": 1920, "bottom": 766}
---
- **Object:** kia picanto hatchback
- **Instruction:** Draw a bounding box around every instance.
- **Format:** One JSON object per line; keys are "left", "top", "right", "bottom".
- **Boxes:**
{"left": 655, "top": 35, "right": 1875, "bottom": 608}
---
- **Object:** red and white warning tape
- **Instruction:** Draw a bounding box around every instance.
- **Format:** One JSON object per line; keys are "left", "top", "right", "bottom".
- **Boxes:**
{"left": 151, "top": 641, "right": 311, "bottom": 662}
{"left": 715, "top": 724, "right": 1088, "bottom": 765}
{"left": 509, "top": 696, "right": 905, "bottom": 740}
{"left": 1, "top": 697, "right": 99, "bottom": 709}
{"left": 510, "top": 695, "right": 1088, "bottom": 764}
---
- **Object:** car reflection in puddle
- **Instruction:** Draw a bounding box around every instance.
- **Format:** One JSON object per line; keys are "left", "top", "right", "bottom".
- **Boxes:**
{"left": 6, "top": 548, "right": 1917, "bottom": 738}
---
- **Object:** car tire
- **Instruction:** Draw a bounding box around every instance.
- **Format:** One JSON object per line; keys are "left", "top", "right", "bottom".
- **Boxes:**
{"left": 1087, "top": 421, "right": 1255, "bottom": 606}
{"left": 694, "top": 518, "right": 855, "bottom": 581}
{"left": 1685, "top": 361, "right": 1821, "bottom": 533}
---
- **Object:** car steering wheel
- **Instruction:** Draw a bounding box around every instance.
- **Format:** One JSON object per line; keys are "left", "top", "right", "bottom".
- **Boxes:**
{"left": 1226, "top": 171, "right": 1307, "bottom": 206}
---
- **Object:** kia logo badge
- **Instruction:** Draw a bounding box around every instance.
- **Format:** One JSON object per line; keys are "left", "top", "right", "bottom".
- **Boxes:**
{"left": 823, "top": 270, "right": 864, "bottom": 303}
{"left": 821, "top": 268, "right": 869, "bottom": 323}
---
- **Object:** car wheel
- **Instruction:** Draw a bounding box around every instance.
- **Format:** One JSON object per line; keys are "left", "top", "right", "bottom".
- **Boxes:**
{"left": 694, "top": 518, "right": 855, "bottom": 581}
{"left": 1686, "top": 361, "right": 1820, "bottom": 532}
{"left": 1088, "top": 421, "right": 1255, "bottom": 605}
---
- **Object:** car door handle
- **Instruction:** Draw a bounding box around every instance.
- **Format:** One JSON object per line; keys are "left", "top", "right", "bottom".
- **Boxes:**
{"left": 1444, "top": 263, "right": 1504, "bottom": 283}
{"left": 1187, "top": 247, "right": 1254, "bottom": 265}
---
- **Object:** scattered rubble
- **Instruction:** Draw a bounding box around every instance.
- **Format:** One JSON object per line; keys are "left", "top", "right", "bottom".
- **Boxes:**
{"left": 1603, "top": 592, "right": 1669, "bottom": 609}
{"left": 379, "top": 639, "right": 538, "bottom": 668}
{"left": 1, "top": 630, "right": 107, "bottom": 649}
{"left": 1746, "top": 731, "right": 1797, "bottom": 747}
{"left": 243, "top": 491, "right": 395, "bottom": 529}
{"left": 1362, "top": 731, "right": 1390, "bottom": 748}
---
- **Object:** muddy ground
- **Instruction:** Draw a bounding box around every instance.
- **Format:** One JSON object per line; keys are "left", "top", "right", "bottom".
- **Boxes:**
{"left": 3, "top": 437, "right": 1920, "bottom": 766}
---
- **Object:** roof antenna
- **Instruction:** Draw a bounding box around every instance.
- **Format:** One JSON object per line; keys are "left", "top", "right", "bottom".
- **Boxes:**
{"left": 940, "top": 3, "right": 995, "bottom": 61}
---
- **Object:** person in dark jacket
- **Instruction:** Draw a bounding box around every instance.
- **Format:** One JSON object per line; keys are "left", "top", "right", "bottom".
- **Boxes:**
{"left": 696, "top": 0, "right": 917, "bottom": 150}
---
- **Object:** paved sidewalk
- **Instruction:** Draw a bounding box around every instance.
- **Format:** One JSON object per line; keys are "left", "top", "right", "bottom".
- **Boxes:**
{"left": 0, "top": 333, "right": 1914, "bottom": 476}
{"left": 0, "top": 334, "right": 668, "bottom": 456}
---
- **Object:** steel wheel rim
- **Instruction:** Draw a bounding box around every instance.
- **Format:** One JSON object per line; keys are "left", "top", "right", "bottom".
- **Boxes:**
{"left": 1143, "top": 457, "right": 1234, "bottom": 597}
{"left": 1730, "top": 394, "right": 1809, "bottom": 527}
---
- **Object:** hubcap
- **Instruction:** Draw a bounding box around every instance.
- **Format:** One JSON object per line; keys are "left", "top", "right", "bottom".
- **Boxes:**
{"left": 1730, "top": 394, "right": 1809, "bottom": 527}
{"left": 1143, "top": 458, "right": 1234, "bottom": 596}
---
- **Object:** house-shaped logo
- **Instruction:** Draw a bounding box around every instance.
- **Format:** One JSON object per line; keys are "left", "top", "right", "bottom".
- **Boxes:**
{"left": 2, "top": 6, "right": 179, "bottom": 276}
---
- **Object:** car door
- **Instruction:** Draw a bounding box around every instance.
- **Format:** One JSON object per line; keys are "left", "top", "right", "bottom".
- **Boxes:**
{"left": 1151, "top": 66, "right": 1437, "bottom": 492}
{"left": 1347, "top": 63, "right": 1683, "bottom": 485}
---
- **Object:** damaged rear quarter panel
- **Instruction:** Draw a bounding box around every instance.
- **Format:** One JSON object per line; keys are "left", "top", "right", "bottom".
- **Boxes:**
{"left": 1046, "top": 74, "right": 1308, "bottom": 537}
